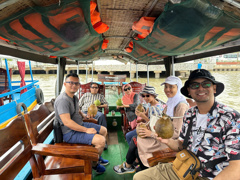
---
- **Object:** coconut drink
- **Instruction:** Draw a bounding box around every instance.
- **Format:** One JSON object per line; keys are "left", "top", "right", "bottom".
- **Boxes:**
{"left": 154, "top": 113, "right": 174, "bottom": 139}
{"left": 136, "top": 123, "right": 147, "bottom": 138}
{"left": 116, "top": 98, "right": 123, "bottom": 106}
{"left": 94, "top": 99, "right": 101, "bottom": 106}
{"left": 88, "top": 104, "right": 98, "bottom": 117}
{"left": 136, "top": 104, "right": 144, "bottom": 112}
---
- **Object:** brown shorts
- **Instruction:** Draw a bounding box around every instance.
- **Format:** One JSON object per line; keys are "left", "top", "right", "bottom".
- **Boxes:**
{"left": 133, "top": 163, "right": 209, "bottom": 180}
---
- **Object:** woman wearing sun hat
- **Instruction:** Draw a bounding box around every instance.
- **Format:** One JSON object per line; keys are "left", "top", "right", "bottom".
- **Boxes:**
{"left": 113, "top": 86, "right": 166, "bottom": 174}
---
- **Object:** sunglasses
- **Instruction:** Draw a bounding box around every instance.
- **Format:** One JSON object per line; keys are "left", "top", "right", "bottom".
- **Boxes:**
{"left": 65, "top": 81, "right": 80, "bottom": 86}
{"left": 91, "top": 86, "right": 99, "bottom": 89}
{"left": 142, "top": 94, "right": 150, "bottom": 98}
{"left": 189, "top": 81, "right": 212, "bottom": 89}
{"left": 124, "top": 87, "right": 131, "bottom": 91}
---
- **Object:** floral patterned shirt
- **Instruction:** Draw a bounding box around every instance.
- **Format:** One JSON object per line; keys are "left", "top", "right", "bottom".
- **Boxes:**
{"left": 179, "top": 101, "right": 240, "bottom": 178}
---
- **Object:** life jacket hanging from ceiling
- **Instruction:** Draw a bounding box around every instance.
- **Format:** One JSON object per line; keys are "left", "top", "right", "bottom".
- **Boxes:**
{"left": 101, "top": 39, "right": 109, "bottom": 50}
{"left": 125, "top": 41, "right": 133, "bottom": 53}
{"left": 132, "top": 17, "right": 156, "bottom": 39}
{"left": 90, "top": 1, "right": 109, "bottom": 34}
{"left": 125, "top": 17, "right": 156, "bottom": 53}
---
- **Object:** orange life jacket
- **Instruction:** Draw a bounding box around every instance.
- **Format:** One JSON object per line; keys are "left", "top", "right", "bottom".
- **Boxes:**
{"left": 125, "top": 47, "right": 133, "bottom": 53}
{"left": 93, "top": 21, "right": 109, "bottom": 34}
{"left": 132, "top": 17, "right": 156, "bottom": 39}
{"left": 101, "top": 39, "right": 109, "bottom": 50}
{"left": 90, "top": 1, "right": 109, "bottom": 34}
{"left": 125, "top": 41, "right": 133, "bottom": 53}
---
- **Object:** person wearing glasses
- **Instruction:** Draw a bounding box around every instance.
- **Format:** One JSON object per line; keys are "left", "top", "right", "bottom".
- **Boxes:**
{"left": 113, "top": 86, "right": 166, "bottom": 174}
{"left": 54, "top": 73, "right": 109, "bottom": 174}
{"left": 117, "top": 84, "right": 140, "bottom": 145}
{"left": 79, "top": 82, "right": 108, "bottom": 128}
{"left": 134, "top": 69, "right": 240, "bottom": 180}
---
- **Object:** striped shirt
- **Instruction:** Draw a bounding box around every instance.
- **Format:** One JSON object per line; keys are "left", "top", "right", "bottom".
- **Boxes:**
{"left": 79, "top": 92, "right": 108, "bottom": 112}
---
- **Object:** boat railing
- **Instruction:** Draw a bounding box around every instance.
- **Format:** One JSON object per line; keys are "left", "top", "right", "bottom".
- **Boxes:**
{"left": 0, "top": 80, "right": 39, "bottom": 99}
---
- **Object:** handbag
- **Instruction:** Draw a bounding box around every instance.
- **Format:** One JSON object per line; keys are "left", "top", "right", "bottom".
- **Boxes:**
{"left": 172, "top": 149, "right": 201, "bottom": 180}
{"left": 172, "top": 118, "right": 227, "bottom": 180}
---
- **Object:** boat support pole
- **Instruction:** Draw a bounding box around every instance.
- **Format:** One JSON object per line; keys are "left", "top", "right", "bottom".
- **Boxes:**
{"left": 86, "top": 62, "right": 88, "bottom": 83}
{"left": 147, "top": 62, "right": 149, "bottom": 86}
{"left": 130, "top": 62, "right": 132, "bottom": 82}
{"left": 56, "top": 57, "right": 60, "bottom": 97}
{"left": 29, "top": 60, "right": 33, "bottom": 82}
{"left": 136, "top": 62, "right": 138, "bottom": 82}
{"left": 92, "top": 62, "right": 93, "bottom": 82}
{"left": 172, "top": 56, "right": 175, "bottom": 76}
{"left": 5, "top": 59, "right": 12, "bottom": 91}
{"left": 77, "top": 61, "right": 79, "bottom": 75}
{"left": 56, "top": 57, "right": 66, "bottom": 97}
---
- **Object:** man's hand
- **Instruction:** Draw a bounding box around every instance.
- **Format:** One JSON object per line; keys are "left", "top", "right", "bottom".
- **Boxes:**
{"left": 86, "top": 128, "right": 97, "bottom": 134}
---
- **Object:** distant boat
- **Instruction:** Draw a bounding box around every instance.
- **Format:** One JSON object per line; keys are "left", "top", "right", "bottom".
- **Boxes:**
{"left": 0, "top": 59, "right": 44, "bottom": 129}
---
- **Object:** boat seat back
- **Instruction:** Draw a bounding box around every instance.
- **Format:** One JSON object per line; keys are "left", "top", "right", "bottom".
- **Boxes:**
{"left": 0, "top": 116, "right": 33, "bottom": 179}
{"left": 24, "top": 104, "right": 55, "bottom": 144}
{"left": 23, "top": 102, "right": 98, "bottom": 179}
{"left": 79, "top": 82, "right": 105, "bottom": 98}
{"left": 97, "top": 74, "right": 126, "bottom": 85}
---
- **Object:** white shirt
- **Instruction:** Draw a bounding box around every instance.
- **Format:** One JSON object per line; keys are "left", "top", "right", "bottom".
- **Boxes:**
{"left": 191, "top": 113, "right": 208, "bottom": 152}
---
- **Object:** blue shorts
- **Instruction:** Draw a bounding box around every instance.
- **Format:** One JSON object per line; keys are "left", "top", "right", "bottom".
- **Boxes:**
{"left": 63, "top": 122, "right": 101, "bottom": 145}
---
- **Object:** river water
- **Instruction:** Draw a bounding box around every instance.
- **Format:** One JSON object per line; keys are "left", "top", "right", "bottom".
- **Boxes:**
{"left": 12, "top": 71, "right": 240, "bottom": 112}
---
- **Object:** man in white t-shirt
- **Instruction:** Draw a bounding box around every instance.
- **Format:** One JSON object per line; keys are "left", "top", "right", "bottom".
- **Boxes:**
{"left": 134, "top": 69, "right": 240, "bottom": 180}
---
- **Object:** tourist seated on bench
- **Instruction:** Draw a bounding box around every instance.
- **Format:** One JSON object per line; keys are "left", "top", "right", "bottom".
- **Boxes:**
{"left": 79, "top": 82, "right": 108, "bottom": 128}
{"left": 54, "top": 73, "right": 109, "bottom": 174}
{"left": 117, "top": 83, "right": 140, "bottom": 145}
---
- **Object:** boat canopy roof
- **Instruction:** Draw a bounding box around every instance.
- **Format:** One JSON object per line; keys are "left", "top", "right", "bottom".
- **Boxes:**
{"left": 0, "top": 0, "right": 240, "bottom": 65}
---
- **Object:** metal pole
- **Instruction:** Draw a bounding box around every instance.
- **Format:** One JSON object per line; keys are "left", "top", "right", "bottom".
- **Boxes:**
{"left": 5, "top": 58, "right": 12, "bottom": 91}
{"left": 136, "top": 62, "right": 138, "bottom": 82}
{"left": 130, "top": 62, "right": 132, "bottom": 82}
{"left": 172, "top": 56, "right": 175, "bottom": 76}
{"left": 29, "top": 60, "right": 33, "bottom": 82}
{"left": 85, "top": 62, "right": 88, "bottom": 83}
{"left": 56, "top": 57, "right": 60, "bottom": 97}
{"left": 147, "top": 62, "right": 149, "bottom": 86}
{"left": 92, "top": 62, "right": 93, "bottom": 81}
{"left": 77, "top": 61, "right": 79, "bottom": 75}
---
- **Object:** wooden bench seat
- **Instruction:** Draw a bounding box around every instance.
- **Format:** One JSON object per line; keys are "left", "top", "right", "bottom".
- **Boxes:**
{"left": 0, "top": 111, "right": 98, "bottom": 180}
{"left": 23, "top": 102, "right": 99, "bottom": 179}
